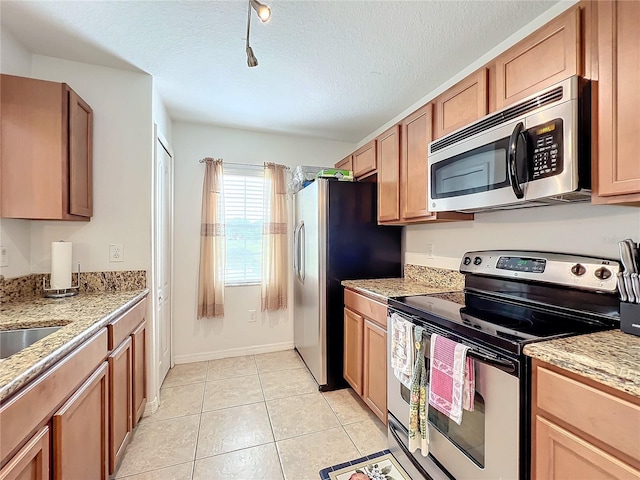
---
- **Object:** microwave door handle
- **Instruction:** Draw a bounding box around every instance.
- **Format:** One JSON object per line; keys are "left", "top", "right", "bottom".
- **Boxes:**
{"left": 508, "top": 121, "right": 526, "bottom": 199}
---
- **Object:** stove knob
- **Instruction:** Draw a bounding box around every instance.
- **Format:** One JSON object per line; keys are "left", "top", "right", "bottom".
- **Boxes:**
{"left": 594, "top": 267, "right": 612, "bottom": 280}
{"left": 570, "top": 263, "right": 586, "bottom": 276}
{"left": 473, "top": 256, "right": 482, "bottom": 266}
{"left": 463, "top": 256, "right": 472, "bottom": 266}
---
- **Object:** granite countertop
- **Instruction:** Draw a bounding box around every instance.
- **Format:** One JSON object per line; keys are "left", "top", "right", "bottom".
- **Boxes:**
{"left": 0, "top": 289, "right": 149, "bottom": 402}
{"left": 341, "top": 278, "right": 461, "bottom": 301}
{"left": 524, "top": 330, "right": 640, "bottom": 397}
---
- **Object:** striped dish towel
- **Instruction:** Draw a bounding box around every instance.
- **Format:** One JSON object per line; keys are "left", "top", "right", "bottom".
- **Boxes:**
{"left": 428, "top": 334, "right": 475, "bottom": 425}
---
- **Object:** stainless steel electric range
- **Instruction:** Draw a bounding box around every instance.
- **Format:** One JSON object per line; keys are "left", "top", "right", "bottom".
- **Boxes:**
{"left": 386, "top": 250, "right": 621, "bottom": 480}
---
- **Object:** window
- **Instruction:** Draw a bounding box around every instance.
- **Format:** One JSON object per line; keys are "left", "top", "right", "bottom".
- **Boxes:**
{"left": 223, "top": 165, "right": 264, "bottom": 285}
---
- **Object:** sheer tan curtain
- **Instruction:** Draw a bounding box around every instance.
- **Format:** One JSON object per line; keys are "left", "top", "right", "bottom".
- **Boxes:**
{"left": 261, "top": 163, "right": 288, "bottom": 311}
{"left": 197, "top": 158, "right": 225, "bottom": 318}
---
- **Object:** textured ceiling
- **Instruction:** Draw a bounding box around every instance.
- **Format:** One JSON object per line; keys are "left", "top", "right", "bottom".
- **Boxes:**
{"left": 1, "top": 0, "right": 558, "bottom": 142}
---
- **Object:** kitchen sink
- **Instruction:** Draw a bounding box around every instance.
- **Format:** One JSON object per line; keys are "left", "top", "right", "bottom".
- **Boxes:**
{"left": 0, "top": 326, "right": 63, "bottom": 359}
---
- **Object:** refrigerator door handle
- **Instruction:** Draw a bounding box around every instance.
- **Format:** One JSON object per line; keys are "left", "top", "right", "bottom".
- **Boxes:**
{"left": 293, "top": 222, "right": 299, "bottom": 277}
{"left": 300, "top": 222, "right": 306, "bottom": 283}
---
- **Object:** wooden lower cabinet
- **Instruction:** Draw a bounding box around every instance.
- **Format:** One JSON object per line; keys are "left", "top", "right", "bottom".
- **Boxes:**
{"left": 343, "top": 308, "right": 364, "bottom": 396}
{"left": 536, "top": 416, "right": 640, "bottom": 480}
{"left": 132, "top": 321, "right": 147, "bottom": 427}
{"left": 0, "top": 426, "right": 49, "bottom": 480}
{"left": 363, "top": 320, "right": 387, "bottom": 421}
{"left": 108, "top": 337, "right": 133, "bottom": 475}
{"left": 532, "top": 359, "right": 640, "bottom": 479}
{"left": 53, "top": 362, "right": 109, "bottom": 480}
{"left": 344, "top": 289, "right": 388, "bottom": 423}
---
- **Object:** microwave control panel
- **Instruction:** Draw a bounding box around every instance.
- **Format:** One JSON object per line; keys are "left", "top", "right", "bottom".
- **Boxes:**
{"left": 530, "top": 119, "right": 563, "bottom": 180}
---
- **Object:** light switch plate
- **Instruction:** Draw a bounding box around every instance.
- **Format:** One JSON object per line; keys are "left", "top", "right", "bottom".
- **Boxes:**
{"left": 109, "top": 244, "right": 124, "bottom": 262}
{"left": 0, "top": 246, "right": 8, "bottom": 267}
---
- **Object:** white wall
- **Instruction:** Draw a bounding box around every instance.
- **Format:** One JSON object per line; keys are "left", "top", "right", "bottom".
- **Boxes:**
{"left": 405, "top": 204, "right": 640, "bottom": 269}
{"left": 27, "top": 55, "right": 154, "bottom": 274}
{"left": 172, "top": 121, "right": 354, "bottom": 362}
{"left": 152, "top": 82, "right": 172, "bottom": 145}
{"left": 0, "top": 30, "right": 33, "bottom": 278}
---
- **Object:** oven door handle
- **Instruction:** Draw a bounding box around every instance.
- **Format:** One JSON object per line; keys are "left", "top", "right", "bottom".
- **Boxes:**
{"left": 467, "top": 349, "right": 517, "bottom": 374}
{"left": 508, "top": 121, "right": 526, "bottom": 200}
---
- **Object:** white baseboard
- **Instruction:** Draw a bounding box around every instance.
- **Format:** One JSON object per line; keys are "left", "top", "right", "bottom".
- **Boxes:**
{"left": 173, "top": 341, "right": 295, "bottom": 364}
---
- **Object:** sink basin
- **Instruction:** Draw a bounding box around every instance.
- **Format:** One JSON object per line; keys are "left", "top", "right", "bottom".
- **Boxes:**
{"left": 0, "top": 326, "right": 63, "bottom": 359}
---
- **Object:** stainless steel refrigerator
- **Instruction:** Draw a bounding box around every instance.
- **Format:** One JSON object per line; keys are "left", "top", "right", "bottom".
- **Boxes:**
{"left": 293, "top": 179, "right": 401, "bottom": 391}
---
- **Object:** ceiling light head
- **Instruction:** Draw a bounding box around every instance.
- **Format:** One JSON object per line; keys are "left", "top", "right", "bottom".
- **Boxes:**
{"left": 250, "top": 0, "right": 271, "bottom": 22}
{"left": 246, "top": 46, "right": 259, "bottom": 67}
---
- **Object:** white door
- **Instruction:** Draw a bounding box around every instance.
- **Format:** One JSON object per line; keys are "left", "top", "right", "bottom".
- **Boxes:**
{"left": 156, "top": 134, "right": 173, "bottom": 385}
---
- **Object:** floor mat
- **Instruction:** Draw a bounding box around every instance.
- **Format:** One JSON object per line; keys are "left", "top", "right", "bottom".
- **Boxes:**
{"left": 319, "top": 450, "right": 411, "bottom": 480}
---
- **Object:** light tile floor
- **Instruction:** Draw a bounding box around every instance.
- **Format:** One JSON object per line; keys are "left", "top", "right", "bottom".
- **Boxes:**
{"left": 115, "top": 350, "right": 388, "bottom": 480}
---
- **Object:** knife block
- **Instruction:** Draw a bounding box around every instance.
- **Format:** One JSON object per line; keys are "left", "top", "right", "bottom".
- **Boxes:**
{"left": 620, "top": 302, "right": 640, "bottom": 337}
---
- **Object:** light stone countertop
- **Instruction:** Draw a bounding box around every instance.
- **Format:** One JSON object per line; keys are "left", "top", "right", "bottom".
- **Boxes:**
{"left": 524, "top": 330, "right": 640, "bottom": 397}
{"left": 341, "top": 278, "right": 462, "bottom": 301}
{"left": 0, "top": 289, "right": 149, "bottom": 402}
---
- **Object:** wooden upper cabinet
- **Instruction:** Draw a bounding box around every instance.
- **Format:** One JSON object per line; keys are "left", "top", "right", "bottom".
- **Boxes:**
{"left": 495, "top": 7, "right": 581, "bottom": 110}
{"left": 401, "top": 104, "right": 434, "bottom": 220}
{"left": 68, "top": 90, "right": 93, "bottom": 217}
{"left": 335, "top": 155, "right": 353, "bottom": 172}
{"left": 352, "top": 140, "right": 376, "bottom": 178}
{"left": 434, "top": 69, "right": 488, "bottom": 139}
{"left": 0, "top": 74, "right": 93, "bottom": 220}
{"left": 592, "top": 0, "right": 640, "bottom": 203}
{"left": 376, "top": 125, "right": 401, "bottom": 223}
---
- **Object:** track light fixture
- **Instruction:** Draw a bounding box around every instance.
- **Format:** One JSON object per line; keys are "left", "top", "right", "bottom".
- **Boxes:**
{"left": 245, "top": 0, "right": 271, "bottom": 67}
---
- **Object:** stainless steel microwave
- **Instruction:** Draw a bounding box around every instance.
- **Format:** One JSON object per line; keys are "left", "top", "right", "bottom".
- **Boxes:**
{"left": 428, "top": 76, "right": 591, "bottom": 213}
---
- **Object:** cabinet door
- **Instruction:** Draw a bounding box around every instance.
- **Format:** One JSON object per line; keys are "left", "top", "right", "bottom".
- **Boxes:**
{"left": 108, "top": 337, "right": 132, "bottom": 475}
{"left": 68, "top": 88, "right": 93, "bottom": 217}
{"left": 343, "top": 307, "right": 364, "bottom": 396}
{"left": 352, "top": 141, "right": 376, "bottom": 178}
{"left": 132, "top": 321, "right": 147, "bottom": 427}
{"left": 535, "top": 416, "right": 640, "bottom": 480}
{"left": 363, "top": 320, "right": 387, "bottom": 423}
{"left": 53, "top": 362, "right": 108, "bottom": 480}
{"left": 593, "top": 0, "right": 640, "bottom": 201}
{"left": 495, "top": 7, "right": 581, "bottom": 109}
{"left": 377, "top": 125, "right": 401, "bottom": 223}
{"left": 0, "top": 426, "right": 50, "bottom": 480}
{"left": 401, "top": 103, "right": 435, "bottom": 220}
{"left": 0, "top": 75, "right": 66, "bottom": 219}
{"left": 434, "top": 69, "right": 488, "bottom": 139}
{"left": 335, "top": 155, "right": 353, "bottom": 172}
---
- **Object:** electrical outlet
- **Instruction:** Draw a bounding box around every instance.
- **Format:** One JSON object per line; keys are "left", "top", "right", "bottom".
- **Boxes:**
{"left": 248, "top": 309, "right": 257, "bottom": 322}
{"left": 109, "top": 244, "right": 124, "bottom": 262}
{"left": 425, "top": 243, "right": 434, "bottom": 259}
{"left": 0, "top": 246, "right": 8, "bottom": 267}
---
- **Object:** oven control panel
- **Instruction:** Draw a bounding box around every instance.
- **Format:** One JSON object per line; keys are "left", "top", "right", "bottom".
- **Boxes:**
{"left": 529, "top": 119, "right": 564, "bottom": 180}
{"left": 460, "top": 250, "right": 620, "bottom": 292}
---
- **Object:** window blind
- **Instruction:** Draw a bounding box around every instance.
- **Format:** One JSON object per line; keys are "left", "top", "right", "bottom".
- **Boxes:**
{"left": 223, "top": 165, "right": 264, "bottom": 286}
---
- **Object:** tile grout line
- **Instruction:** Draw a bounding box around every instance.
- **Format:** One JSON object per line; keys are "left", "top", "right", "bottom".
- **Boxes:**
{"left": 255, "top": 357, "right": 287, "bottom": 480}
{"left": 190, "top": 376, "right": 208, "bottom": 480}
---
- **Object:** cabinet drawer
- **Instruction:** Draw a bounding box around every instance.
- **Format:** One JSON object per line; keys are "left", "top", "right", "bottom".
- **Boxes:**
{"left": 107, "top": 298, "right": 147, "bottom": 350}
{"left": 344, "top": 289, "right": 387, "bottom": 328}
{"left": 536, "top": 367, "right": 640, "bottom": 462}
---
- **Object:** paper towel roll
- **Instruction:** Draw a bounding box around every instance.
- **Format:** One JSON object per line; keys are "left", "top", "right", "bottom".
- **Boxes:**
{"left": 51, "top": 241, "right": 72, "bottom": 289}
